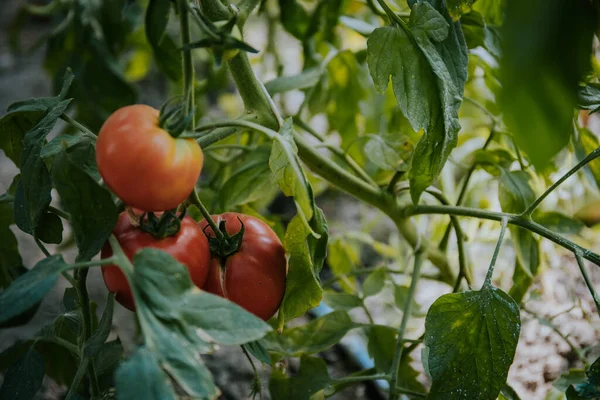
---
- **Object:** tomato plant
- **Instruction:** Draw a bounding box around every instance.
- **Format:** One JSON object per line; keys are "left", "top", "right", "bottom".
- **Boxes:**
{"left": 200, "top": 213, "right": 287, "bottom": 321}
{"left": 96, "top": 105, "right": 204, "bottom": 212}
{"left": 101, "top": 211, "right": 211, "bottom": 311}
{"left": 1, "top": 0, "right": 600, "bottom": 399}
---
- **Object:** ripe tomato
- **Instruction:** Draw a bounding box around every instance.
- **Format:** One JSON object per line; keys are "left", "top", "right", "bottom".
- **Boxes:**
{"left": 200, "top": 213, "right": 287, "bottom": 321}
{"left": 96, "top": 104, "right": 203, "bottom": 212}
{"left": 101, "top": 212, "right": 211, "bottom": 310}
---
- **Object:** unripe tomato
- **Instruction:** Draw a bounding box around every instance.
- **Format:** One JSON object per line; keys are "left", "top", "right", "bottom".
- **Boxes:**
{"left": 96, "top": 105, "right": 203, "bottom": 212}
{"left": 101, "top": 212, "right": 211, "bottom": 310}
{"left": 200, "top": 213, "right": 287, "bottom": 321}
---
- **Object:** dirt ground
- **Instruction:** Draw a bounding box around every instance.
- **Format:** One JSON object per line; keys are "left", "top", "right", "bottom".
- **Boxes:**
{"left": 1, "top": 2, "right": 600, "bottom": 400}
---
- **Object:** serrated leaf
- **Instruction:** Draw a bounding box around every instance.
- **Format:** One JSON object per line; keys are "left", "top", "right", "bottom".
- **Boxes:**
{"left": 51, "top": 148, "right": 117, "bottom": 261}
{"left": 269, "top": 356, "right": 330, "bottom": 400}
{"left": 115, "top": 347, "right": 177, "bottom": 400}
{"left": 0, "top": 349, "right": 45, "bottom": 400}
{"left": 145, "top": 0, "right": 181, "bottom": 81}
{"left": 263, "top": 311, "right": 356, "bottom": 356}
{"left": 270, "top": 118, "right": 313, "bottom": 221}
{"left": 363, "top": 268, "right": 386, "bottom": 297}
{"left": 500, "top": 0, "right": 596, "bottom": 169}
{"left": 322, "top": 291, "right": 362, "bottom": 311}
{"left": 424, "top": 286, "right": 521, "bottom": 400}
{"left": 0, "top": 255, "right": 70, "bottom": 324}
{"left": 13, "top": 100, "right": 71, "bottom": 236}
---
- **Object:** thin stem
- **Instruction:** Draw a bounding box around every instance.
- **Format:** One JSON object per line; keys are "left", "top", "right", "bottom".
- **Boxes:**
{"left": 401, "top": 204, "right": 600, "bottom": 267}
{"left": 65, "top": 357, "right": 89, "bottom": 400}
{"left": 197, "top": 127, "right": 239, "bottom": 148}
{"left": 366, "top": 0, "right": 387, "bottom": 17}
{"left": 237, "top": 0, "right": 261, "bottom": 26}
{"left": 361, "top": 301, "right": 376, "bottom": 324}
{"left": 61, "top": 113, "right": 97, "bottom": 139}
{"left": 188, "top": 188, "right": 224, "bottom": 240}
{"left": 293, "top": 118, "right": 378, "bottom": 188}
{"left": 439, "top": 127, "right": 495, "bottom": 250}
{"left": 387, "top": 171, "right": 403, "bottom": 194}
{"left": 522, "top": 307, "right": 589, "bottom": 367}
{"left": 48, "top": 205, "right": 71, "bottom": 221}
{"left": 322, "top": 266, "right": 438, "bottom": 287}
{"left": 74, "top": 267, "right": 100, "bottom": 398}
{"left": 389, "top": 250, "right": 424, "bottom": 400}
{"left": 70, "top": 258, "right": 116, "bottom": 269}
{"left": 192, "top": 119, "right": 276, "bottom": 139}
{"left": 33, "top": 336, "right": 79, "bottom": 355}
{"left": 522, "top": 147, "right": 600, "bottom": 217}
{"left": 463, "top": 97, "right": 498, "bottom": 123}
{"left": 574, "top": 252, "right": 600, "bottom": 318}
{"left": 391, "top": 388, "right": 427, "bottom": 399}
{"left": 331, "top": 374, "right": 388, "bottom": 384}
{"left": 375, "top": 0, "right": 404, "bottom": 26}
{"left": 241, "top": 345, "right": 259, "bottom": 378}
{"left": 179, "top": 0, "right": 194, "bottom": 124}
{"left": 484, "top": 217, "right": 508, "bottom": 288}
{"left": 34, "top": 237, "right": 51, "bottom": 257}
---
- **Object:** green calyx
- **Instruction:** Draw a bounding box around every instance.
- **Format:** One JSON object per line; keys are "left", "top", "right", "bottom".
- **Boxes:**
{"left": 139, "top": 209, "right": 185, "bottom": 239}
{"left": 158, "top": 97, "right": 194, "bottom": 138}
{"left": 203, "top": 217, "right": 245, "bottom": 260}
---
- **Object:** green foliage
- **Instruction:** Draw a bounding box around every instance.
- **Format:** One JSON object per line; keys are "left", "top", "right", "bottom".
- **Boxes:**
{"left": 269, "top": 356, "right": 331, "bottom": 400}
{"left": 0, "top": 349, "right": 45, "bottom": 400}
{"left": 500, "top": 0, "right": 597, "bottom": 169}
{"left": 145, "top": 0, "right": 182, "bottom": 81}
{"left": 424, "top": 286, "right": 521, "bottom": 400}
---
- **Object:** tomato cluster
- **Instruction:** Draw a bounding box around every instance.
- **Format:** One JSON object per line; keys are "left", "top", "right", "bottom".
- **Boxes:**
{"left": 96, "top": 106, "right": 287, "bottom": 320}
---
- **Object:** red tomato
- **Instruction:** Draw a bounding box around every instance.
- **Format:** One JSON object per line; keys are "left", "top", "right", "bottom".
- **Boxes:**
{"left": 200, "top": 213, "right": 287, "bottom": 321}
{"left": 101, "top": 212, "right": 211, "bottom": 310}
{"left": 96, "top": 104, "right": 203, "bottom": 212}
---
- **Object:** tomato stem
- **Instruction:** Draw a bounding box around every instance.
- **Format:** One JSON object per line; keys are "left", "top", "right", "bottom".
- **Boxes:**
{"left": 188, "top": 188, "right": 224, "bottom": 241}
{"left": 179, "top": 0, "right": 195, "bottom": 125}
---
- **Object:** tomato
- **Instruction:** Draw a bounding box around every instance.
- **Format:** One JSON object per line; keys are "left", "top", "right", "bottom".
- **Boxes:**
{"left": 200, "top": 213, "right": 287, "bottom": 321}
{"left": 101, "top": 212, "right": 211, "bottom": 310}
{"left": 96, "top": 105, "right": 203, "bottom": 212}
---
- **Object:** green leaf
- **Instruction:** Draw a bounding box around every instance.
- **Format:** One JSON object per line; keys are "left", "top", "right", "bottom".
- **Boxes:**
{"left": 0, "top": 255, "right": 70, "bottom": 324}
{"left": 307, "top": 206, "right": 329, "bottom": 277}
{"left": 367, "top": 325, "right": 396, "bottom": 372}
{"left": 570, "top": 357, "right": 600, "bottom": 398}
{"left": 322, "top": 291, "right": 362, "bottom": 311}
{"left": 115, "top": 347, "right": 177, "bottom": 400}
{"left": 473, "top": 0, "right": 505, "bottom": 26}
{"left": 278, "top": 0, "right": 312, "bottom": 40}
{"left": 0, "top": 349, "right": 45, "bottom": 400}
{"left": 474, "top": 148, "right": 515, "bottom": 176}
{"left": 363, "top": 268, "right": 386, "bottom": 297}
{"left": 325, "top": 51, "right": 366, "bottom": 142}
{"left": 508, "top": 258, "right": 533, "bottom": 305}
{"left": 446, "top": 0, "right": 476, "bottom": 20}
{"left": 498, "top": 170, "right": 535, "bottom": 213}
{"left": 500, "top": 384, "right": 522, "bottom": 400}
{"left": 243, "top": 341, "right": 271, "bottom": 365}
{"left": 145, "top": 0, "right": 181, "bottom": 81}
{"left": 574, "top": 126, "right": 600, "bottom": 190}
{"left": 511, "top": 228, "right": 540, "bottom": 276}
{"left": 270, "top": 118, "right": 313, "bottom": 221}
{"left": 35, "top": 212, "right": 63, "bottom": 244}
{"left": 327, "top": 238, "right": 359, "bottom": 292}
{"left": 13, "top": 100, "right": 71, "bottom": 236}
{"left": 578, "top": 84, "right": 600, "bottom": 115}
{"left": 51, "top": 148, "right": 117, "bottom": 261}
{"left": 533, "top": 211, "right": 584, "bottom": 235}
{"left": 0, "top": 111, "right": 43, "bottom": 166}
{"left": 84, "top": 294, "right": 115, "bottom": 357}
{"left": 394, "top": 285, "right": 420, "bottom": 312}
{"left": 0, "top": 201, "right": 23, "bottom": 290}
{"left": 553, "top": 369, "right": 587, "bottom": 392}
{"left": 41, "top": 134, "right": 85, "bottom": 159}
{"left": 263, "top": 311, "right": 356, "bottom": 356}
{"left": 500, "top": 0, "right": 596, "bottom": 169}
{"left": 269, "top": 356, "right": 330, "bottom": 400}
{"left": 368, "top": 1, "right": 465, "bottom": 202}
{"left": 96, "top": 340, "right": 124, "bottom": 391}
{"left": 424, "top": 286, "right": 521, "bottom": 400}
{"left": 364, "top": 136, "right": 402, "bottom": 171}
{"left": 278, "top": 215, "right": 323, "bottom": 322}
{"left": 218, "top": 148, "right": 277, "bottom": 210}
{"left": 265, "top": 68, "right": 322, "bottom": 95}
